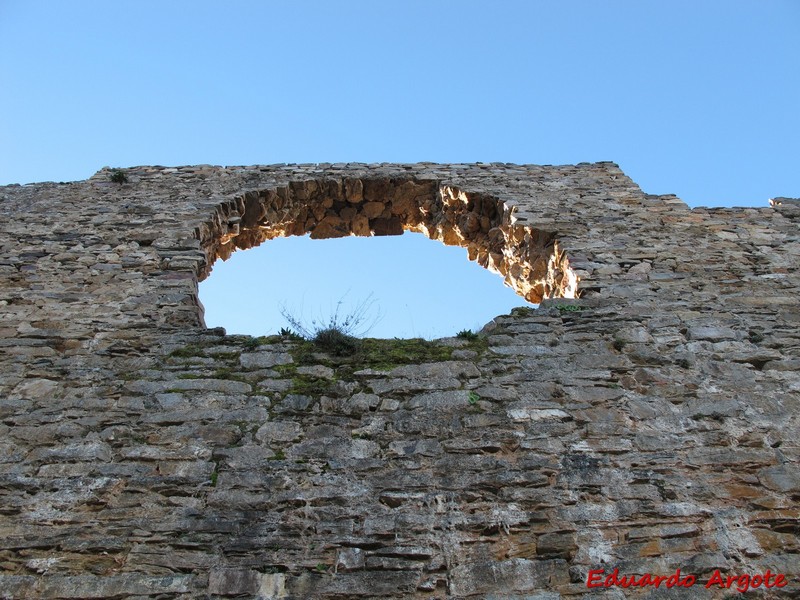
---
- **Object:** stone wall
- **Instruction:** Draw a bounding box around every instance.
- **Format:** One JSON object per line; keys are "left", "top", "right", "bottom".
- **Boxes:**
{"left": 0, "top": 163, "right": 797, "bottom": 599}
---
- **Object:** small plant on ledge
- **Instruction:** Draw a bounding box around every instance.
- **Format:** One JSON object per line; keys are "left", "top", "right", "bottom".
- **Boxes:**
{"left": 279, "top": 327, "right": 304, "bottom": 341}
{"left": 280, "top": 293, "right": 382, "bottom": 357}
{"left": 456, "top": 329, "right": 479, "bottom": 340}
{"left": 109, "top": 169, "right": 128, "bottom": 185}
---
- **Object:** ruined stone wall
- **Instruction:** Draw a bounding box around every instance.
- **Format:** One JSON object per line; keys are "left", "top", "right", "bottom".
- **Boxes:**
{"left": 0, "top": 162, "right": 798, "bottom": 599}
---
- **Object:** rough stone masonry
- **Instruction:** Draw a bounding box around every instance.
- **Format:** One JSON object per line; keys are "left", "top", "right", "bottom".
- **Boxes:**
{"left": 0, "top": 162, "right": 798, "bottom": 599}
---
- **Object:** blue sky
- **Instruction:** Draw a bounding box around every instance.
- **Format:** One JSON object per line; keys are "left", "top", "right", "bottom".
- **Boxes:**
{"left": 2, "top": 1, "right": 798, "bottom": 338}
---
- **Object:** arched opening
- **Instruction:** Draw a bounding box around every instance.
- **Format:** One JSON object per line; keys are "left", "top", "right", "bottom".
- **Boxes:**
{"left": 194, "top": 177, "right": 579, "bottom": 336}
{"left": 199, "top": 233, "right": 539, "bottom": 339}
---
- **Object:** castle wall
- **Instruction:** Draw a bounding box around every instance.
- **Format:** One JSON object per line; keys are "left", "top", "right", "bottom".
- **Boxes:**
{"left": 0, "top": 163, "right": 797, "bottom": 598}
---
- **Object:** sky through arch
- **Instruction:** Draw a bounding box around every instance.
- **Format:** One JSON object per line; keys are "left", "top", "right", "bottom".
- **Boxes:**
{"left": 200, "top": 232, "right": 534, "bottom": 340}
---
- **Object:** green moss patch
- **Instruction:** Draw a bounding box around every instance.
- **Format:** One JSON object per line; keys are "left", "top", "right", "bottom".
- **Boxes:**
{"left": 356, "top": 338, "right": 454, "bottom": 370}
{"left": 169, "top": 344, "right": 206, "bottom": 358}
{"left": 290, "top": 374, "right": 335, "bottom": 396}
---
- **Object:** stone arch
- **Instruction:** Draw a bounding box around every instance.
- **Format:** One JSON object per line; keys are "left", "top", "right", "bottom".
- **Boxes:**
{"left": 194, "top": 177, "right": 579, "bottom": 317}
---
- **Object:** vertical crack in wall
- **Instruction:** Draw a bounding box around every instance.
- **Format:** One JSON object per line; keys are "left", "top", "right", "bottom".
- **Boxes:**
{"left": 195, "top": 177, "right": 579, "bottom": 310}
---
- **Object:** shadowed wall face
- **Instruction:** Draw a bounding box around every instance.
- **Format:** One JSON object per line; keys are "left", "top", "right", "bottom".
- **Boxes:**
{"left": 0, "top": 163, "right": 798, "bottom": 599}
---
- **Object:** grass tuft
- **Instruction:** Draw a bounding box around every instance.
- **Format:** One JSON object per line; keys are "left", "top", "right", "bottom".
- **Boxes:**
{"left": 456, "top": 329, "right": 479, "bottom": 340}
